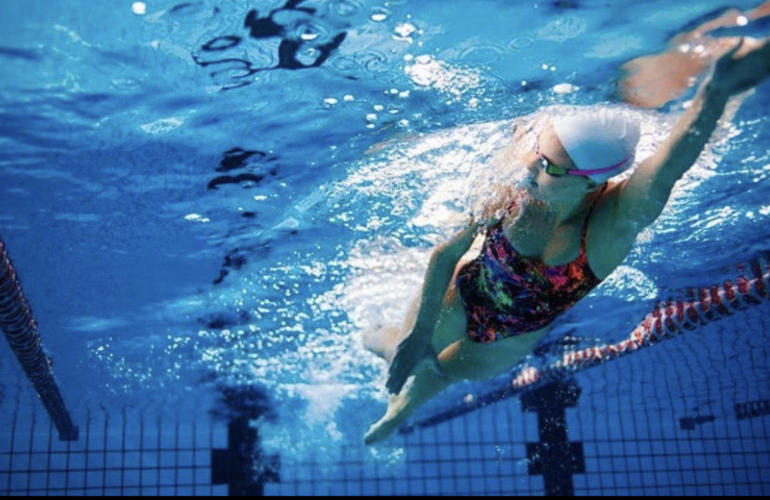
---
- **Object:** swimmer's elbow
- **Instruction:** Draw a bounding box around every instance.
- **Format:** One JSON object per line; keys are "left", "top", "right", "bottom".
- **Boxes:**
{"left": 432, "top": 243, "right": 456, "bottom": 262}
{"left": 432, "top": 244, "right": 466, "bottom": 269}
{"left": 436, "top": 223, "right": 484, "bottom": 261}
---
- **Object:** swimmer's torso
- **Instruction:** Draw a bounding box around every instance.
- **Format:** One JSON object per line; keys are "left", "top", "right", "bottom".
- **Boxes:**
{"left": 451, "top": 183, "right": 621, "bottom": 344}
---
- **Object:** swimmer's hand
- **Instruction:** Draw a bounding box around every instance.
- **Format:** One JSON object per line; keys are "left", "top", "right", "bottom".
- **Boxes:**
{"left": 385, "top": 220, "right": 483, "bottom": 395}
{"left": 386, "top": 331, "right": 443, "bottom": 395}
{"left": 710, "top": 37, "right": 770, "bottom": 96}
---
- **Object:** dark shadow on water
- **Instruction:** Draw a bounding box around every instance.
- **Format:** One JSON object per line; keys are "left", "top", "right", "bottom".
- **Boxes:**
{"left": 0, "top": 47, "right": 42, "bottom": 61}
{"left": 207, "top": 173, "right": 267, "bottom": 190}
{"left": 191, "top": 0, "right": 349, "bottom": 90}
{"left": 217, "top": 148, "right": 277, "bottom": 173}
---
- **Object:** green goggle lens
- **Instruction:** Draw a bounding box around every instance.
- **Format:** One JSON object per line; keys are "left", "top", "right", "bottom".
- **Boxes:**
{"left": 541, "top": 159, "right": 570, "bottom": 177}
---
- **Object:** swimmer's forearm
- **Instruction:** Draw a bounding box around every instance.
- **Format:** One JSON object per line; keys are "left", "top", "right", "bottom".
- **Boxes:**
{"left": 408, "top": 254, "right": 458, "bottom": 342}
{"left": 410, "top": 224, "right": 481, "bottom": 340}
{"left": 649, "top": 77, "right": 730, "bottom": 186}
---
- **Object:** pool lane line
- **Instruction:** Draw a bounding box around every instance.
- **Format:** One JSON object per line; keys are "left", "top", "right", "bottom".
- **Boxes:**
{"left": 0, "top": 234, "right": 79, "bottom": 441}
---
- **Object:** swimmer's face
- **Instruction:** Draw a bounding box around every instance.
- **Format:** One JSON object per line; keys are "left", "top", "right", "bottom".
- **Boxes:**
{"left": 517, "top": 121, "right": 599, "bottom": 201}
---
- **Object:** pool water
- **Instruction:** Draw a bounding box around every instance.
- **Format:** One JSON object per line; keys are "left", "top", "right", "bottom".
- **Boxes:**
{"left": 1, "top": 0, "right": 770, "bottom": 495}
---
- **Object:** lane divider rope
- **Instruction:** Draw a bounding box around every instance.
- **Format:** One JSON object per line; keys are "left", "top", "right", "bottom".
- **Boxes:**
{"left": 513, "top": 253, "right": 770, "bottom": 390}
{"left": 0, "top": 235, "right": 78, "bottom": 441}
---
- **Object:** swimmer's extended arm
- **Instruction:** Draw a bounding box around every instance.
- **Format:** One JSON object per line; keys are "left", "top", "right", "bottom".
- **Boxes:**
{"left": 616, "top": 38, "right": 770, "bottom": 231}
{"left": 386, "top": 220, "right": 484, "bottom": 395}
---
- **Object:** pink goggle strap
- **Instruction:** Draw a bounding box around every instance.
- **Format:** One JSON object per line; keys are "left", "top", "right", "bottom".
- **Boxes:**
{"left": 566, "top": 155, "right": 632, "bottom": 176}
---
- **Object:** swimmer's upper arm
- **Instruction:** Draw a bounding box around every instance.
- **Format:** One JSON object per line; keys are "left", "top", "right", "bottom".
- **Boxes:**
{"left": 434, "top": 219, "right": 487, "bottom": 263}
{"left": 615, "top": 78, "right": 732, "bottom": 231}
{"left": 613, "top": 155, "right": 676, "bottom": 231}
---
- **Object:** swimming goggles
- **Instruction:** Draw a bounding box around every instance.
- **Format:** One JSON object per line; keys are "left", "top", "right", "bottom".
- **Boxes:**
{"left": 534, "top": 138, "right": 631, "bottom": 178}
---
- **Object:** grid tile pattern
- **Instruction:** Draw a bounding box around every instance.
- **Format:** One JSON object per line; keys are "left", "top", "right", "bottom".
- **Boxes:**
{"left": 1, "top": 295, "right": 769, "bottom": 496}
{"left": 0, "top": 396, "right": 228, "bottom": 497}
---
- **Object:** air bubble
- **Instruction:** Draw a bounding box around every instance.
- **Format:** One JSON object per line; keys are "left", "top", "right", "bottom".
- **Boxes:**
{"left": 395, "top": 23, "right": 417, "bottom": 38}
{"left": 131, "top": 2, "right": 146, "bottom": 15}
{"left": 329, "top": 0, "right": 360, "bottom": 17}
{"left": 291, "top": 22, "right": 330, "bottom": 44}
{"left": 371, "top": 9, "right": 388, "bottom": 22}
{"left": 552, "top": 83, "right": 579, "bottom": 95}
{"left": 509, "top": 37, "right": 535, "bottom": 50}
{"left": 296, "top": 47, "right": 320, "bottom": 66}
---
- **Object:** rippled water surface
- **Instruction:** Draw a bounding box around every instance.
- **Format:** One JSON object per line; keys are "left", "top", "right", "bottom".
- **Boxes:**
{"left": 1, "top": 0, "right": 769, "bottom": 456}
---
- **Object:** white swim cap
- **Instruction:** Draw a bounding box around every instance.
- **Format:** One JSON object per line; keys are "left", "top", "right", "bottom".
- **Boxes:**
{"left": 552, "top": 109, "right": 641, "bottom": 184}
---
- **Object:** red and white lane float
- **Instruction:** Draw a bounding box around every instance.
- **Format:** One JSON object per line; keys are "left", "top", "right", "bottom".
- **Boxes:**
{"left": 513, "top": 253, "right": 770, "bottom": 390}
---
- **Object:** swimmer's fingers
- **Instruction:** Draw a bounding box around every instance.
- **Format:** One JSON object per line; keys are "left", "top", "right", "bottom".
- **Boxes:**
{"left": 728, "top": 37, "right": 745, "bottom": 58}
{"left": 386, "top": 340, "right": 435, "bottom": 394}
{"left": 386, "top": 348, "right": 420, "bottom": 394}
{"left": 386, "top": 342, "right": 410, "bottom": 393}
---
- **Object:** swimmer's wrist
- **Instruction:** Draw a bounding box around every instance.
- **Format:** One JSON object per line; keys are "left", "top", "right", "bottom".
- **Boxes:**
{"left": 703, "top": 77, "right": 731, "bottom": 99}
{"left": 695, "top": 75, "right": 731, "bottom": 108}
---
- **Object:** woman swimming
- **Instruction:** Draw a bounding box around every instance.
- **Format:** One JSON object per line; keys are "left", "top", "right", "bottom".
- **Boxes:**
{"left": 364, "top": 31, "right": 770, "bottom": 444}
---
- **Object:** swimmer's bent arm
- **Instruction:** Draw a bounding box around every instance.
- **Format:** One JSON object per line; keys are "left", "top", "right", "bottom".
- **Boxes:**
{"left": 412, "top": 220, "right": 483, "bottom": 334}
{"left": 616, "top": 38, "right": 770, "bottom": 231}
{"left": 386, "top": 220, "right": 483, "bottom": 395}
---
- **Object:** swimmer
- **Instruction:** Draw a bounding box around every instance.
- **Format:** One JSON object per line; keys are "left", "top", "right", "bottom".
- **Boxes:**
{"left": 363, "top": 29, "right": 770, "bottom": 444}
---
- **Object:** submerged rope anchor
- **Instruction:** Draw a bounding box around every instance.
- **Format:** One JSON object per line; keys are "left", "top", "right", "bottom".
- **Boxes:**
{"left": 0, "top": 235, "right": 79, "bottom": 441}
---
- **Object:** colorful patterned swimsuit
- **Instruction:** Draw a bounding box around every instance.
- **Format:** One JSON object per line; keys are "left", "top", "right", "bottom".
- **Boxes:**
{"left": 456, "top": 186, "right": 607, "bottom": 343}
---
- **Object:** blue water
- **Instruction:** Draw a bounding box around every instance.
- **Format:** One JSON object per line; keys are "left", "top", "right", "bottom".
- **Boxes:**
{"left": 1, "top": 0, "right": 770, "bottom": 487}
